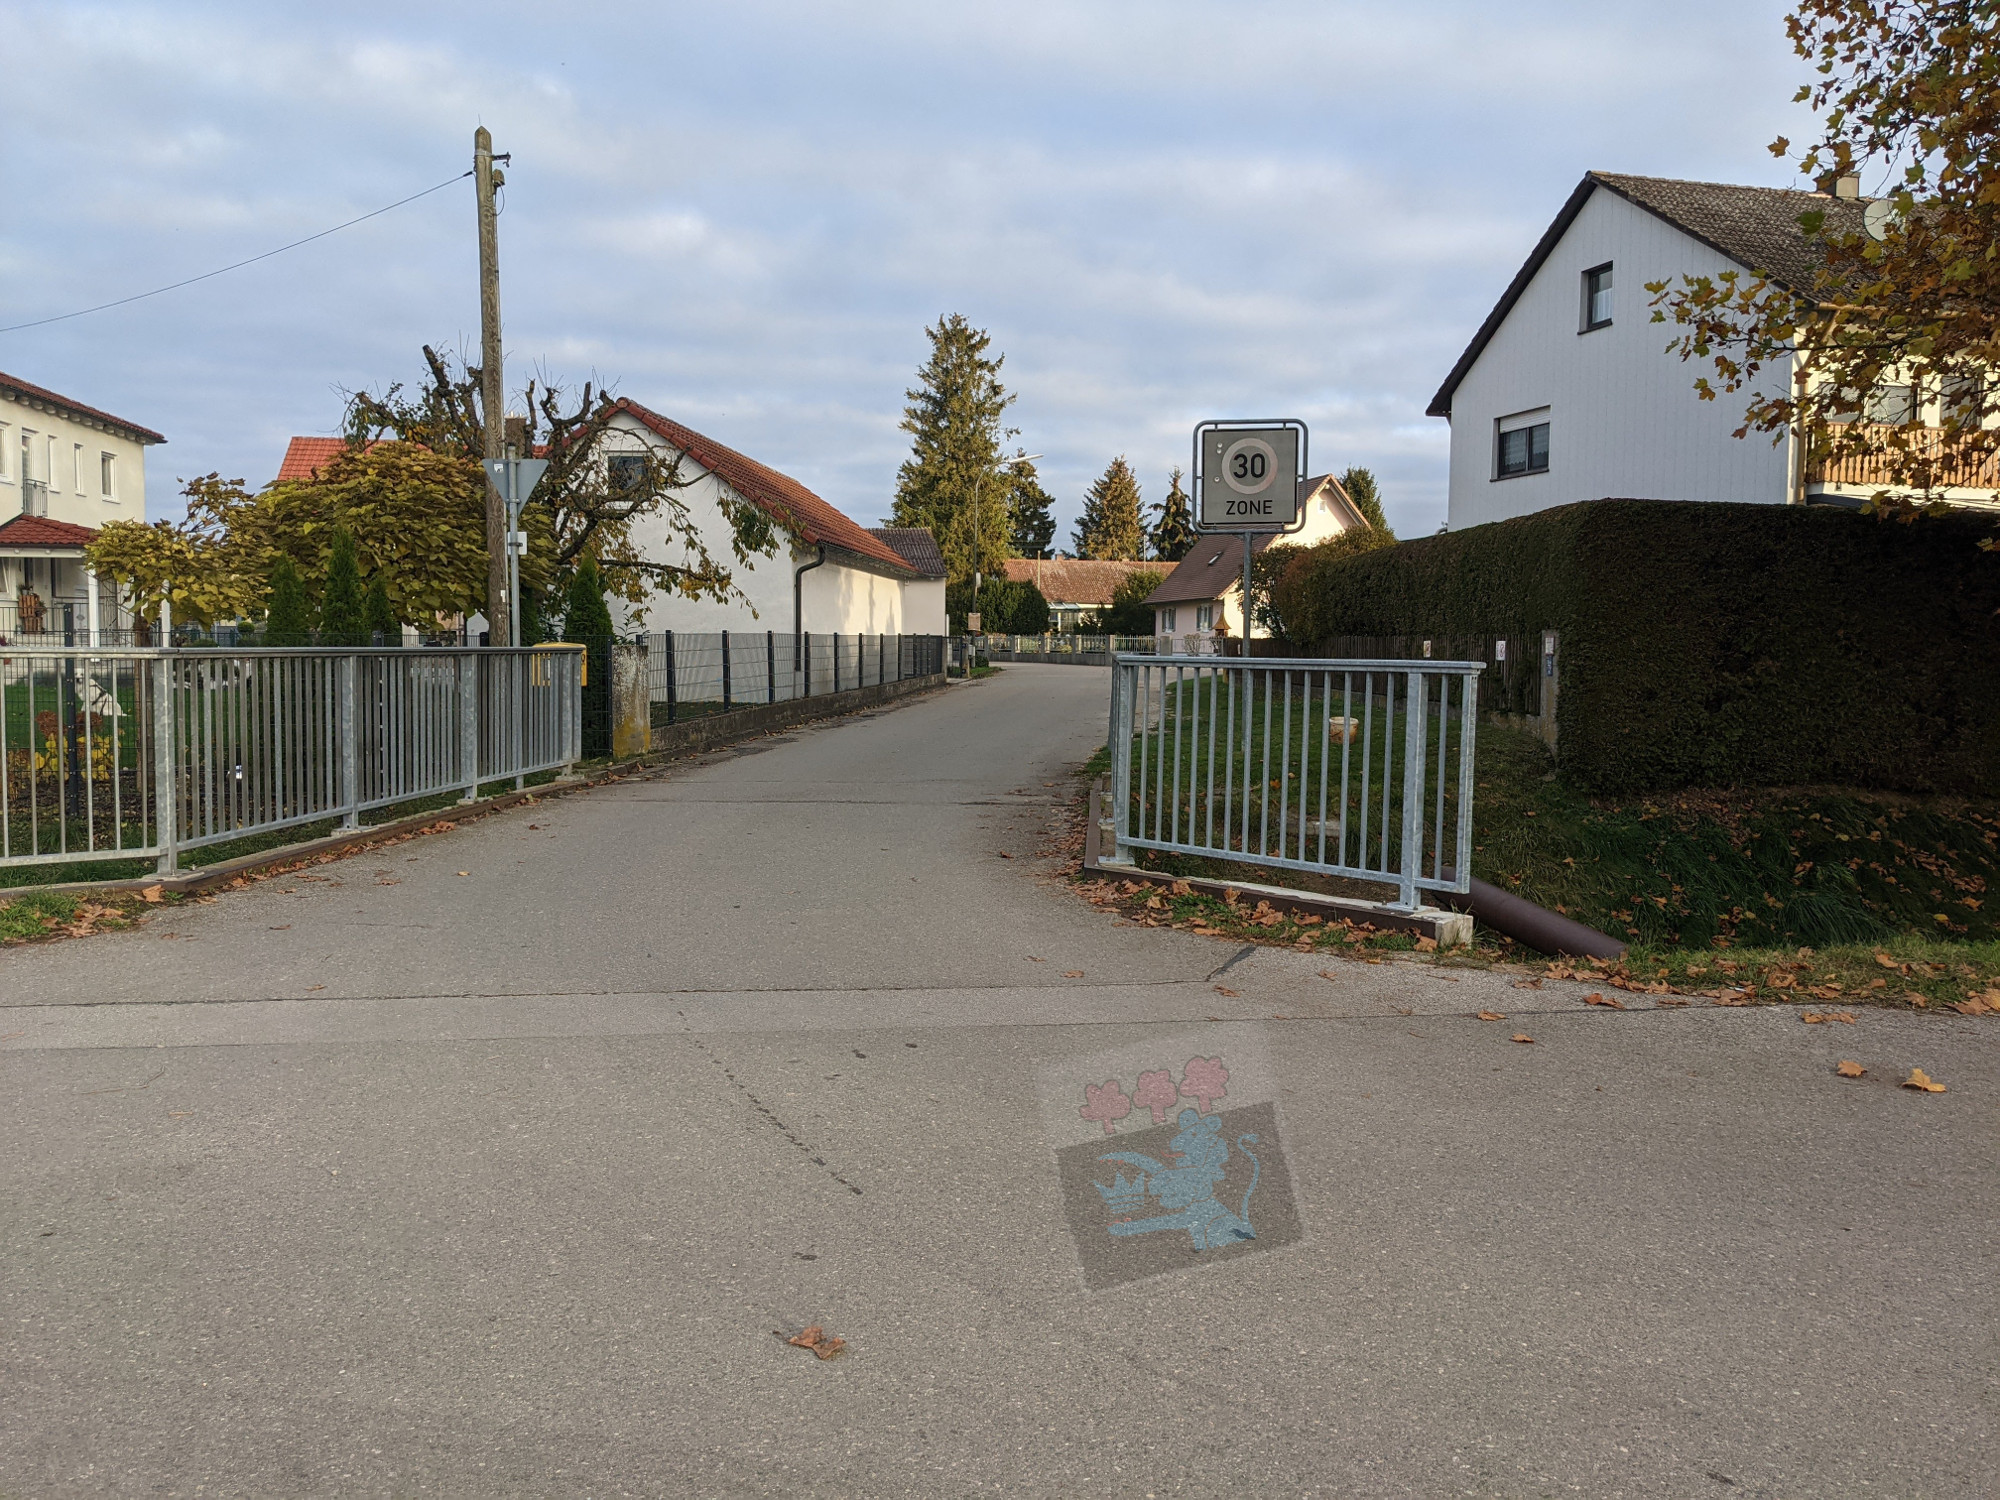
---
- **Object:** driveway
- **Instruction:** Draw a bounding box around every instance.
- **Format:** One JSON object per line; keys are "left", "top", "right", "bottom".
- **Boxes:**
{"left": 4, "top": 663, "right": 1994, "bottom": 1497}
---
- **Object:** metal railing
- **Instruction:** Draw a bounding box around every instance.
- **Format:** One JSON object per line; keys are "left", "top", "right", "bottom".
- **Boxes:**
{"left": 0, "top": 645, "right": 582, "bottom": 873}
{"left": 642, "top": 631, "right": 944, "bottom": 723}
{"left": 1105, "top": 654, "right": 1481, "bottom": 911}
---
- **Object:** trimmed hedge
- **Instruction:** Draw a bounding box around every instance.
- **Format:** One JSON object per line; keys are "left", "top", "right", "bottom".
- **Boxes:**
{"left": 1270, "top": 500, "right": 2000, "bottom": 795}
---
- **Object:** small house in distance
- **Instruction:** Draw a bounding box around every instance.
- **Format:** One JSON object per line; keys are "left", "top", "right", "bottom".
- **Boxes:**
{"left": 999, "top": 557, "right": 1160, "bottom": 633}
{"left": 0, "top": 371, "right": 165, "bottom": 642}
{"left": 867, "top": 527, "right": 947, "bottom": 634}
{"left": 1142, "top": 474, "right": 1371, "bottom": 647}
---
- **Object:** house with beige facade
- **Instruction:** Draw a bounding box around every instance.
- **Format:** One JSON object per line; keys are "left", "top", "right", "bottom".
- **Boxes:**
{"left": 0, "top": 372, "right": 164, "bottom": 642}
{"left": 1143, "top": 474, "right": 1372, "bottom": 648}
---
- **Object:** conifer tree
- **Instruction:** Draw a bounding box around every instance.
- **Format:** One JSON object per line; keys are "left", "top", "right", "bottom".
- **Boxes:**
{"left": 319, "top": 528, "right": 365, "bottom": 647}
{"left": 1337, "top": 466, "right": 1393, "bottom": 536}
{"left": 264, "top": 554, "right": 311, "bottom": 646}
{"left": 892, "top": 314, "right": 1016, "bottom": 585}
{"left": 363, "top": 574, "right": 399, "bottom": 644}
{"left": 1072, "top": 457, "right": 1145, "bottom": 560}
{"left": 564, "top": 558, "right": 616, "bottom": 757}
{"left": 1007, "top": 460, "right": 1058, "bottom": 560}
{"left": 1148, "top": 466, "right": 1197, "bottom": 561}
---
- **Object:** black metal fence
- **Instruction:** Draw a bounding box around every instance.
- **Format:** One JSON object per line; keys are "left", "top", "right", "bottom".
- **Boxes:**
{"left": 640, "top": 631, "right": 944, "bottom": 728}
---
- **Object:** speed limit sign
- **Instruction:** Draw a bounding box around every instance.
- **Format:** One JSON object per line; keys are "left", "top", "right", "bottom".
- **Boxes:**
{"left": 1193, "top": 420, "right": 1306, "bottom": 532}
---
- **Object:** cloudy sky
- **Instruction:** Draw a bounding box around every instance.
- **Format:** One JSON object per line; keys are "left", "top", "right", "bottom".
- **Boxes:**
{"left": 1, "top": 0, "right": 1812, "bottom": 541}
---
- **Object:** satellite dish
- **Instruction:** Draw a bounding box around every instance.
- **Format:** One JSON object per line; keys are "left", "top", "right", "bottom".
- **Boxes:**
{"left": 1864, "top": 198, "right": 1900, "bottom": 241}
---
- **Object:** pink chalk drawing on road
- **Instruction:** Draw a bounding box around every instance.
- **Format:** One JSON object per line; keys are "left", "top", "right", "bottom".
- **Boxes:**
{"left": 1133, "top": 1069, "right": 1180, "bottom": 1126}
{"left": 1079, "top": 1079, "right": 1133, "bottom": 1135}
{"left": 1178, "top": 1056, "right": 1230, "bottom": 1114}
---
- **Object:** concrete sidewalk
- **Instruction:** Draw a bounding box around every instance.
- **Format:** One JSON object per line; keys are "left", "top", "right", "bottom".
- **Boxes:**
{"left": 4, "top": 664, "right": 1995, "bottom": 1498}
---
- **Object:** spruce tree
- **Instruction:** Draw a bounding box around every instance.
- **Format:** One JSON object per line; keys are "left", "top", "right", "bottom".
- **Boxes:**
{"left": 319, "top": 528, "right": 365, "bottom": 647}
{"left": 1072, "top": 457, "right": 1145, "bottom": 560}
{"left": 1148, "top": 466, "right": 1197, "bottom": 561}
{"left": 264, "top": 555, "right": 311, "bottom": 646}
{"left": 1337, "top": 466, "right": 1393, "bottom": 536}
{"left": 1006, "top": 461, "right": 1058, "bottom": 560}
{"left": 891, "top": 314, "right": 1016, "bottom": 585}
{"left": 363, "top": 574, "right": 399, "bottom": 645}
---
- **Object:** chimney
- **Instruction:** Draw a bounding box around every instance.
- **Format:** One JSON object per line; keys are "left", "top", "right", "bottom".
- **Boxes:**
{"left": 1834, "top": 175, "right": 1861, "bottom": 200}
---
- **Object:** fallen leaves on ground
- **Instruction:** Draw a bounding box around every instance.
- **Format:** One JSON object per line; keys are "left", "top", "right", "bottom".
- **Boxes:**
{"left": 1901, "top": 1067, "right": 1946, "bottom": 1093}
{"left": 1583, "top": 993, "right": 1625, "bottom": 1009}
{"left": 1512, "top": 978, "right": 1544, "bottom": 990}
{"left": 1801, "top": 1010, "right": 1856, "bottom": 1025}
{"left": 141, "top": 885, "right": 164, "bottom": 904}
{"left": 1835, "top": 1060, "right": 1867, "bottom": 1078}
{"left": 1511, "top": 1033, "right": 1534, "bottom": 1044}
{"left": 1062, "top": 971, "right": 1084, "bottom": 978}
{"left": 1476, "top": 1010, "right": 1507, "bottom": 1021}
{"left": 1953, "top": 992, "right": 1997, "bottom": 1016}
{"left": 786, "top": 1326, "right": 847, "bottom": 1360}
{"left": 1214, "top": 986, "right": 1239, "bottom": 997}
{"left": 455, "top": 871, "right": 469, "bottom": 877}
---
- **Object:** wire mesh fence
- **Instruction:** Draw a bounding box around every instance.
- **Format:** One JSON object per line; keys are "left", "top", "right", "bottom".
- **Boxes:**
{"left": 0, "top": 645, "right": 583, "bottom": 873}
{"left": 1105, "top": 654, "right": 1482, "bottom": 910}
{"left": 639, "top": 632, "right": 944, "bottom": 727}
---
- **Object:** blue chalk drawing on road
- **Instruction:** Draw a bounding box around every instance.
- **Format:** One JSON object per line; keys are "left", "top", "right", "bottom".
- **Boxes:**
{"left": 1095, "top": 1109, "right": 1261, "bottom": 1251}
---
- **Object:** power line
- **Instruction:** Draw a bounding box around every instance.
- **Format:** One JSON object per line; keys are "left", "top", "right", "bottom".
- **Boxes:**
{"left": 0, "top": 170, "right": 474, "bottom": 336}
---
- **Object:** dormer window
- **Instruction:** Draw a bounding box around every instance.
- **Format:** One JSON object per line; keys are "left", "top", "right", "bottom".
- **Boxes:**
{"left": 1582, "top": 263, "right": 1613, "bottom": 331}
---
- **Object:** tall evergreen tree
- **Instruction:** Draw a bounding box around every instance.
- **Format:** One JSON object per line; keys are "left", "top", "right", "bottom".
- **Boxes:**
{"left": 1148, "top": 466, "right": 1197, "bottom": 561}
{"left": 1337, "top": 466, "right": 1393, "bottom": 536}
{"left": 319, "top": 528, "right": 365, "bottom": 647}
{"left": 1006, "top": 459, "right": 1058, "bottom": 560}
{"left": 264, "top": 554, "right": 311, "bottom": 646}
{"left": 564, "top": 558, "right": 617, "bottom": 757}
{"left": 891, "top": 314, "right": 1016, "bottom": 585}
{"left": 1072, "top": 457, "right": 1145, "bottom": 560}
{"left": 363, "top": 574, "right": 399, "bottom": 644}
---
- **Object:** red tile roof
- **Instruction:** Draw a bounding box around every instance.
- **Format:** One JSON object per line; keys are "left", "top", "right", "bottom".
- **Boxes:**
{"left": 1000, "top": 557, "right": 1161, "bottom": 606}
{"left": 0, "top": 371, "right": 166, "bottom": 445}
{"left": 274, "top": 436, "right": 368, "bottom": 483}
{"left": 610, "top": 400, "right": 912, "bottom": 573}
{"left": 0, "top": 513, "right": 100, "bottom": 548}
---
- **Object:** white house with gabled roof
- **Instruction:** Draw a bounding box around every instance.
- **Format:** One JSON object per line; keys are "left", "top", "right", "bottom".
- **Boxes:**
{"left": 1428, "top": 171, "right": 1996, "bottom": 530}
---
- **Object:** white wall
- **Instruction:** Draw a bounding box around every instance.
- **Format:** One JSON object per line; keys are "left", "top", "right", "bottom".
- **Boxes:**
{"left": 1444, "top": 188, "right": 1796, "bottom": 530}
{"left": 603, "top": 412, "right": 914, "bottom": 637}
{"left": 901, "top": 576, "right": 946, "bottom": 635}
{"left": 0, "top": 391, "right": 151, "bottom": 526}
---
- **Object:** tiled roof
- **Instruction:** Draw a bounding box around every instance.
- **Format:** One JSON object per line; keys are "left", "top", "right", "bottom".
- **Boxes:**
{"left": 1428, "top": 171, "right": 1873, "bottom": 419}
{"left": 274, "top": 436, "right": 355, "bottom": 483}
{"left": 610, "top": 400, "right": 913, "bottom": 574}
{"left": 1142, "top": 536, "right": 1277, "bottom": 606}
{"left": 1000, "top": 557, "right": 1160, "bottom": 606}
{"left": 0, "top": 513, "right": 99, "bottom": 548}
{"left": 0, "top": 371, "right": 166, "bottom": 445}
{"left": 868, "top": 526, "right": 946, "bottom": 577}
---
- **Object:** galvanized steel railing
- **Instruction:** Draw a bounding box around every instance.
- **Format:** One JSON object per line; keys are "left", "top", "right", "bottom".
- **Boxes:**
{"left": 1105, "top": 654, "right": 1481, "bottom": 910}
{"left": 0, "top": 646, "right": 582, "bottom": 874}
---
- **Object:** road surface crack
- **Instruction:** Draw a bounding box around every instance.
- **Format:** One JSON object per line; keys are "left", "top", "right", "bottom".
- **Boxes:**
{"left": 677, "top": 1010, "right": 863, "bottom": 1196}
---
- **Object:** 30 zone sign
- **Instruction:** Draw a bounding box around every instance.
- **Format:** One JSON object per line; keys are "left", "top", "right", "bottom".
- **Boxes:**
{"left": 1194, "top": 421, "right": 1305, "bottom": 532}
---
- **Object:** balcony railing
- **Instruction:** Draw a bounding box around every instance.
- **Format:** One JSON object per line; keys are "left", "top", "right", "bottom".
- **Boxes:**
{"left": 1807, "top": 424, "right": 2000, "bottom": 494}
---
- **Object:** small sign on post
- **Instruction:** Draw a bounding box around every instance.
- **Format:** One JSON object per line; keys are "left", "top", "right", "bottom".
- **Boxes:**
{"left": 1191, "top": 419, "right": 1308, "bottom": 647}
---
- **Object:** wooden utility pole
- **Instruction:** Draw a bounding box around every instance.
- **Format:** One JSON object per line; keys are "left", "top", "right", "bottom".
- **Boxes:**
{"left": 474, "top": 126, "right": 509, "bottom": 646}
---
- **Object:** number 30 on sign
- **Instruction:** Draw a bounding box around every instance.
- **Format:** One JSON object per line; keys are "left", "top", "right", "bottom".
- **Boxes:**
{"left": 1193, "top": 421, "right": 1305, "bottom": 533}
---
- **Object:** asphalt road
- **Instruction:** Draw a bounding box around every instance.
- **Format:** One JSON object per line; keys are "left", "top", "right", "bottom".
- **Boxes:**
{"left": 3, "top": 664, "right": 1994, "bottom": 1499}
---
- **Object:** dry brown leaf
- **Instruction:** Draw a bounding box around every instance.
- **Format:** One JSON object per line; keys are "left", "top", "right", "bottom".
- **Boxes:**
{"left": 1316, "top": 970, "right": 1339, "bottom": 981}
{"left": 1656, "top": 997, "right": 1689, "bottom": 1008}
{"left": 1512, "top": 978, "right": 1544, "bottom": 990}
{"left": 996, "top": 851, "right": 1014, "bottom": 860}
{"left": 1476, "top": 1010, "right": 1507, "bottom": 1022}
{"left": 1901, "top": 1067, "right": 1946, "bottom": 1093}
{"left": 786, "top": 1325, "right": 847, "bottom": 1359}
{"left": 1214, "top": 986, "right": 1239, "bottom": 998}
{"left": 140, "top": 886, "right": 164, "bottom": 904}
{"left": 1835, "top": 1060, "right": 1866, "bottom": 1078}
{"left": 1583, "top": 993, "right": 1625, "bottom": 1009}
{"left": 1062, "top": 970, "right": 1085, "bottom": 978}
{"left": 455, "top": 871, "right": 470, "bottom": 878}
{"left": 1873, "top": 951, "right": 1900, "bottom": 969}
{"left": 1510, "top": 1033, "right": 1534, "bottom": 1044}
{"left": 1801, "top": 1012, "right": 1826, "bottom": 1024}
{"left": 1169, "top": 880, "right": 1191, "bottom": 896}
{"left": 1950, "top": 995, "right": 1993, "bottom": 1016}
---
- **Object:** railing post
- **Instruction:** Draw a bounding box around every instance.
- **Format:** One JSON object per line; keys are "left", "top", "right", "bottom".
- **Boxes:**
{"left": 1397, "top": 668, "right": 1426, "bottom": 910}
{"left": 152, "top": 655, "right": 177, "bottom": 875}
{"left": 1107, "top": 657, "right": 1133, "bottom": 865}
{"left": 803, "top": 632, "right": 812, "bottom": 697}
{"left": 338, "top": 653, "right": 360, "bottom": 830}
{"left": 664, "top": 630, "right": 678, "bottom": 725}
{"left": 833, "top": 633, "right": 841, "bottom": 694}
{"left": 767, "top": 631, "right": 776, "bottom": 704}
{"left": 721, "top": 629, "right": 733, "bottom": 710}
{"left": 459, "top": 650, "right": 480, "bottom": 801}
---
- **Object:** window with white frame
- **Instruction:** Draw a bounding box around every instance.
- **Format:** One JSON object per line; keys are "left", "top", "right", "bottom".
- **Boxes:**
{"left": 100, "top": 452, "right": 116, "bottom": 498}
{"left": 1195, "top": 603, "right": 1213, "bottom": 632}
{"left": 1942, "top": 374, "right": 1986, "bottom": 427}
{"left": 74, "top": 444, "right": 85, "bottom": 493}
{"left": 0, "top": 424, "right": 10, "bottom": 481}
{"left": 1494, "top": 408, "right": 1551, "bottom": 479}
{"left": 1581, "top": 263, "right": 1613, "bottom": 331}
{"left": 1161, "top": 606, "right": 1178, "bottom": 633}
{"left": 1865, "top": 383, "right": 1918, "bottom": 425}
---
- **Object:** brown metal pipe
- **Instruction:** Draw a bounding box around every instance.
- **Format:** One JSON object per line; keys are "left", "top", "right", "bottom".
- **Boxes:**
{"left": 1439, "top": 873, "right": 1628, "bottom": 959}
